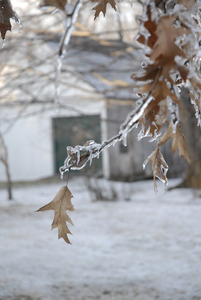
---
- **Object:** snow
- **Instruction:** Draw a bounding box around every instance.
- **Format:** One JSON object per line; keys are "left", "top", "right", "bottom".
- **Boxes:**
{"left": 0, "top": 177, "right": 201, "bottom": 300}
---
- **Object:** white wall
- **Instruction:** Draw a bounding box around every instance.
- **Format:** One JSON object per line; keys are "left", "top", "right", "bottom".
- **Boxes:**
{"left": 0, "top": 98, "right": 105, "bottom": 182}
{"left": 0, "top": 105, "right": 53, "bottom": 181}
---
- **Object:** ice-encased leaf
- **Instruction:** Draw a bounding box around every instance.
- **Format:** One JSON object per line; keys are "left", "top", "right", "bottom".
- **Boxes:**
{"left": 158, "top": 121, "right": 190, "bottom": 163}
{"left": 143, "top": 147, "right": 168, "bottom": 189}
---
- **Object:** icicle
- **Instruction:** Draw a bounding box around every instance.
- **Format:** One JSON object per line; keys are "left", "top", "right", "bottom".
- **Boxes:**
{"left": 89, "top": 148, "right": 93, "bottom": 166}
{"left": 142, "top": 158, "right": 148, "bottom": 170}
{"left": 138, "top": 125, "right": 150, "bottom": 140}
{"left": 122, "top": 133, "right": 127, "bottom": 147}
{"left": 1, "top": 40, "right": 5, "bottom": 49}
{"left": 76, "top": 146, "right": 81, "bottom": 164}
{"left": 112, "top": 140, "right": 117, "bottom": 147}
{"left": 55, "top": 56, "right": 62, "bottom": 112}
{"left": 60, "top": 170, "right": 64, "bottom": 179}
{"left": 54, "top": 0, "right": 83, "bottom": 110}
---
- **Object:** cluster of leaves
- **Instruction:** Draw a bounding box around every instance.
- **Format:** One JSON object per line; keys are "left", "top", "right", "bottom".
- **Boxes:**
{"left": 59, "top": 0, "right": 201, "bottom": 243}
{"left": 63, "top": 1, "right": 201, "bottom": 186}
{"left": 2, "top": 0, "right": 201, "bottom": 244}
{"left": 131, "top": 0, "right": 201, "bottom": 187}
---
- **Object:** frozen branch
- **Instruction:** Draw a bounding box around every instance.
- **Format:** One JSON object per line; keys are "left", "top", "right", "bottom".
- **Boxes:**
{"left": 59, "top": 95, "right": 155, "bottom": 175}
{"left": 59, "top": 67, "right": 162, "bottom": 175}
{"left": 55, "top": 0, "right": 83, "bottom": 109}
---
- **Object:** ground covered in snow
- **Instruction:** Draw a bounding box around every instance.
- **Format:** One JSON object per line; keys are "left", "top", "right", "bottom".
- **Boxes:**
{"left": 0, "top": 177, "right": 201, "bottom": 300}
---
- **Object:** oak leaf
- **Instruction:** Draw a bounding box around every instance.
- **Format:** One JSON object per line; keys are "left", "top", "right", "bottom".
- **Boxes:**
{"left": 159, "top": 121, "right": 190, "bottom": 163}
{"left": 144, "top": 147, "right": 168, "bottom": 189}
{"left": 150, "top": 16, "right": 187, "bottom": 69}
{"left": 37, "top": 186, "right": 74, "bottom": 244}
{"left": 92, "top": 0, "right": 116, "bottom": 20}
{"left": 132, "top": 9, "right": 190, "bottom": 141}
{"left": 0, "top": 0, "right": 19, "bottom": 40}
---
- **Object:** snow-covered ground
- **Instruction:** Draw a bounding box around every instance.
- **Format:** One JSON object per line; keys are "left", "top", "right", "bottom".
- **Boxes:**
{"left": 0, "top": 177, "right": 201, "bottom": 300}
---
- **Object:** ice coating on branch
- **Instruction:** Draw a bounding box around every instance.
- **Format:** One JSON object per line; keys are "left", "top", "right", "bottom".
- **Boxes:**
{"left": 54, "top": 0, "right": 83, "bottom": 108}
{"left": 59, "top": 140, "right": 102, "bottom": 173}
{"left": 55, "top": 56, "right": 62, "bottom": 111}
{"left": 59, "top": 95, "right": 155, "bottom": 175}
{"left": 122, "top": 134, "right": 127, "bottom": 147}
{"left": 120, "top": 96, "right": 153, "bottom": 137}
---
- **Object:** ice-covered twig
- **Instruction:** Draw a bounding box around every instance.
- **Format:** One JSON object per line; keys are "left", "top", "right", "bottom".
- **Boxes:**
{"left": 59, "top": 101, "right": 145, "bottom": 174}
{"left": 59, "top": 68, "right": 162, "bottom": 174}
{"left": 55, "top": 0, "right": 83, "bottom": 109}
{"left": 58, "top": 0, "right": 83, "bottom": 58}
{"left": 60, "top": 100, "right": 158, "bottom": 176}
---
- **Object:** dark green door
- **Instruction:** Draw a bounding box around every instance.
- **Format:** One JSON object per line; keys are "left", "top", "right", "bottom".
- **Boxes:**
{"left": 53, "top": 115, "right": 102, "bottom": 175}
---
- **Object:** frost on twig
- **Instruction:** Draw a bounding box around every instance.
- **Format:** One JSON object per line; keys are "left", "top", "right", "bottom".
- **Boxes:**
{"left": 60, "top": 140, "right": 102, "bottom": 177}
{"left": 56, "top": 0, "right": 83, "bottom": 109}
{"left": 59, "top": 95, "right": 155, "bottom": 175}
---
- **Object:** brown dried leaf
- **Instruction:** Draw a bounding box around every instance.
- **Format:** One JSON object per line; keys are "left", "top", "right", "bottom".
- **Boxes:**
{"left": 150, "top": 16, "right": 187, "bottom": 67}
{"left": 37, "top": 186, "right": 74, "bottom": 244}
{"left": 0, "top": 0, "right": 19, "bottom": 40}
{"left": 139, "top": 100, "right": 168, "bottom": 138}
{"left": 40, "top": 0, "right": 67, "bottom": 11}
{"left": 132, "top": 11, "right": 190, "bottom": 140}
{"left": 144, "top": 147, "right": 168, "bottom": 189}
{"left": 159, "top": 122, "right": 190, "bottom": 163}
{"left": 132, "top": 14, "right": 188, "bottom": 106}
{"left": 137, "top": 6, "right": 157, "bottom": 49}
{"left": 92, "top": 0, "right": 116, "bottom": 20}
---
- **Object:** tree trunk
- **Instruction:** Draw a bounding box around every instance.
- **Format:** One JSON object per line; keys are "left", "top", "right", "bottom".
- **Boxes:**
{"left": 180, "top": 88, "right": 201, "bottom": 188}
{"left": 0, "top": 133, "right": 13, "bottom": 200}
{"left": 5, "top": 161, "right": 12, "bottom": 200}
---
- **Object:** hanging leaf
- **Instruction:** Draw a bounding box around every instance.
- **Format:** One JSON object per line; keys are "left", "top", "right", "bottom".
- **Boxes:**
{"left": 159, "top": 121, "right": 190, "bottom": 163}
{"left": 143, "top": 147, "right": 168, "bottom": 189}
{"left": 92, "top": 0, "right": 116, "bottom": 20}
{"left": 0, "top": 0, "right": 20, "bottom": 40}
{"left": 37, "top": 186, "right": 74, "bottom": 244}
